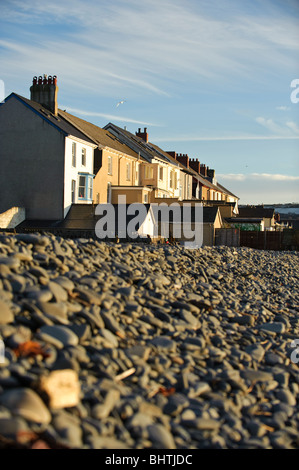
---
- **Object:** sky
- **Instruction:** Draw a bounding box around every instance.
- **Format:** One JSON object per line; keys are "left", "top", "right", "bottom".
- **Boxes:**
{"left": 1, "top": 0, "right": 299, "bottom": 205}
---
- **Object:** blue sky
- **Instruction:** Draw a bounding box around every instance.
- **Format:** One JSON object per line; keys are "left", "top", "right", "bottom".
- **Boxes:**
{"left": 1, "top": 0, "right": 299, "bottom": 204}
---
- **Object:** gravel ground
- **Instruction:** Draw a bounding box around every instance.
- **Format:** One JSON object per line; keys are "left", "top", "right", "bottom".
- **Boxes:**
{"left": 0, "top": 232, "right": 298, "bottom": 449}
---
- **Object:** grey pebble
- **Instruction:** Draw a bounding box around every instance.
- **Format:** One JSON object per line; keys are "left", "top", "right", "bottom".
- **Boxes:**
{"left": 0, "top": 299, "right": 14, "bottom": 324}
{"left": 0, "top": 388, "right": 51, "bottom": 424}
{"left": 39, "top": 325, "right": 79, "bottom": 346}
{"left": 147, "top": 424, "right": 176, "bottom": 449}
{"left": 150, "top": 336, "right": 176, "bottom": 352}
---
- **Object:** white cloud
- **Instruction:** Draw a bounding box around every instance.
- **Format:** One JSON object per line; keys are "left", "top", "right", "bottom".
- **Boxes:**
{"left": 1, "top": 0, "right": 299, "bottom": 98}
{"left": 218, "top": 173, "right": 299, "bottom": 181}
{"left": 154, "top": 133, "right": 299, "bottom": 143}
{"left": 276, "top": 106, "right": 290, "bottom": 111}
{"left": 60, "top": 106, "right": 159, "bottom": 126}
{"left": 217, "top": 172, "right": 299, "bottom": 204}
{"left": 286, "top": 121, "right": 299, "bottom": 134}
{"left": 255, "top": 116, "right": 299, "bottom": 136}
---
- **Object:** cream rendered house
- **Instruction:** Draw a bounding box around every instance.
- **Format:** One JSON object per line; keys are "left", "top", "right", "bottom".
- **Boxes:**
{"left": 0, "top": 76, "right": 97, "bottom": 221}
{"left": 103, "top": 124, "right": 193, "bottom": 202}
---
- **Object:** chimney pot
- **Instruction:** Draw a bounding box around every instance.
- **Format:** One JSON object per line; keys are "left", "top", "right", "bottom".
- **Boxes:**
{"left": 30, "top": 74, "right": 59, "bottom": 115}
{"left": 136, "top": 127, "right": 148, "bottom": 142}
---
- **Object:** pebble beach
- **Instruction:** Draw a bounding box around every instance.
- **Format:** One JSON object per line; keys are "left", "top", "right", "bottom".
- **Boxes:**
{"left": 0, "top": 232, "right": 298, "bottom": 449}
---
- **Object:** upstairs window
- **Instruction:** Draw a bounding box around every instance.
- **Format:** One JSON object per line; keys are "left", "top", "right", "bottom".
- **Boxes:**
{"left": 126, "top": 162, "right": 131, "bottom": 181}
{"left": 174, "top": 172, "right": 178, "bottom": 190}
{"left": 108, "top": 156, "right": 113, "bottom": 175}
{"left": 159, "top": 167, "right": 164, "bottom": 181}
{"left": 169, "top": 171, "right": 173, "bottom": 188}
{"left": 145, "top": 166, "right": 153, "bottom": 179}
{"left": 82, "top": 148, "right": 86, "bottom": 166}
{"left": 72, "top": 142, "right": 76, "bottom": 167}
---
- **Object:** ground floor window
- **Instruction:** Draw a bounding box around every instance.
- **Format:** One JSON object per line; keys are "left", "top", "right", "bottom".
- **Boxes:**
{"left": 71, "top": 180, "right": 76, "bottom": 203}
{"left": 78, "top": 174, "right": 94, "bottom": 201}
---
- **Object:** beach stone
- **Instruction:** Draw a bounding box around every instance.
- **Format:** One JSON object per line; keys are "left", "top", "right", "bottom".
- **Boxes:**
{"left": 37, "top": 301, "right": 68, "bottom": 323}
{"left": 241, "top": 369, "right": 273, "bottom": 382}
{"left": 39, "top": 325, "right": 79, "bottom": 347}
{"left": 163, "top": 394, "right": 189, "bottom": 416}
{"left": 54, "top": 277, "right": 75, "bottom": 292}
{"left": 91, "top": 389, "right": 120, "bottom": 420}
{"left": 245, "top": 344, "right": 265, "bottom": 362}
{"left": 0, "top": 417, "right": 30, "bottom": 441}
{"left": 48, "top": 281, "right": 68, "bottom": 302}
{"left": 52, "top": 411, "right": 82, "bottom": 448}
{"left": 182, "top": 417, "right": 221, "bottom": 431}
{"left": 150, "top": 336, "right": 176, "bottom": 352}
{"left": 147, "top": 424, "right": 176, "bottom": 449}
{"left": 16, "top": 233, "right": 49, "bottom": 246}
{"left": 0, "top": 388, "right": 51, "bottom": 424}
{"left": 258, "top": 322, "right": 286, "bottom": 334}
{"left": 0, "top": 300, "right": 14, "bottom": 324}
{"left": 26, "top": 288, "right": 53, "bottom": 303}
{"left": 275, "top": 390, "right": 297, "bottom": 406}
{"left": 189, "top": 381, "right": 211, "bottom": 398}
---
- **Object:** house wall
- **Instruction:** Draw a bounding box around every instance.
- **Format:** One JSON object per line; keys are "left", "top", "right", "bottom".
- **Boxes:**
{"left": 93, "top": 149, "right": 141, "bottom": 203}
{"left": 264, "top": 217, "right": 275, "bottom": 228}
{"left": 111, "top": 187, "right": 151, "bottom": 204}
{"left": 64, "top": 137, "right": 94, "bottom": 217}
{"left": 0, "top": 97, "right": 65, "bottom": 219}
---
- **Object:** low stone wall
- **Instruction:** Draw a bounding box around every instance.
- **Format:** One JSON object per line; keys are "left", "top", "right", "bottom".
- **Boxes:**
{"left": 0, "top": 207, "right": 25, "bottom": 229}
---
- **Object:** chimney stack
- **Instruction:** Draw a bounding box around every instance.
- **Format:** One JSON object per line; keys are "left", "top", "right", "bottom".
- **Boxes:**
{"left": 200, "top": 164, "right": 207, "bottom": 177}
{"left": 135, "top": 127, "right": 148, "bottom": 142}
{"left": 207, "top": 168, "right": 215, "bottom": 179}
{"left": 166, "top": 151, "right": 177, "bottom": 159}
{"left": 189, "top": 158, "right": 201, "bottom": 174}
{"left": 30, "top": 74, "right": 59, "bottom": 115}
{"left": 176, "top": 153, "right": 189, "bottom": 168}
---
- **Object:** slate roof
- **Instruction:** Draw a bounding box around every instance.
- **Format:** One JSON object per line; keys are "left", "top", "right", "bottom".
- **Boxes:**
{"left": 58, "top": 111, "right": 144, "bottom": 160}
{"left": 156, "top": 205, "right": 220, "bottom": 224}
{"left": 238, "top": 206, "right": 275, "bottom": 219}
{"left": 6, "top": 93, "right": 95, "bottom": 145}
{"left": 104, "top": 123, "right": 181, "bottom": 166}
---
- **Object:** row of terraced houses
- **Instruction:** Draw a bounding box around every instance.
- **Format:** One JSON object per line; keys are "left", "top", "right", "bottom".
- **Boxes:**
{"left": 0, "top": 75, "right": 240, "bottom": 243}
